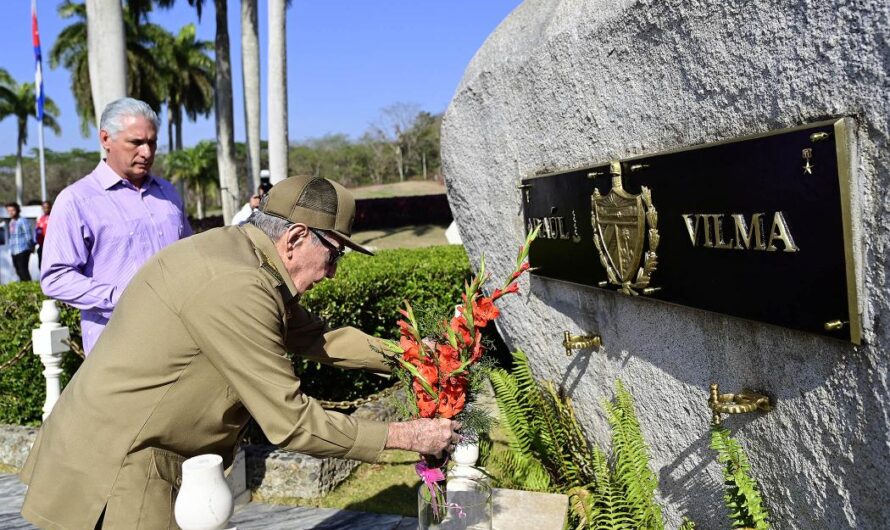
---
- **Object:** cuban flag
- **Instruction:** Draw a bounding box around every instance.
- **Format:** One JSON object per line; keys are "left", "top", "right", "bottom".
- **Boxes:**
{"left": 32, "top": 0, "right": 44, "bottom": 121}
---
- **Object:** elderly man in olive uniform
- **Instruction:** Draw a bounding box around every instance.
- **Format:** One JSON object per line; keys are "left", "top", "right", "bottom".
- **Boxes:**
{"left": 20, "top": 176, "right": 459, "bottom": 529}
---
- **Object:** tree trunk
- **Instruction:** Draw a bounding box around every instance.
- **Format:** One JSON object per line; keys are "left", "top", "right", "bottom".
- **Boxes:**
{"left": 397, "top": 145, "right": 405, "bottom": 182}
{"left": 422, "top": 151, "right": 428, "bottom": 180}
{"left": 241, "top": 0, "right": 261, "bottom": 192}
{"left": 214, "top": 0, "right": 240, "bottom": 224}
{"left": 196, "top": 181, "right": 205, "bottom": 220}
{"left": 268, "top": 0, "right": 288, "bottom": 184}
{"left": 85, "top": 0, "right": 126, "bottom": 136}
{"left": 167, "top": 117, "right": 174, "bottom": 153}
{"left": 15, "top": 122, "right": 24, "bottom": 205}
{"left": 174, "top": 109, "right": 183, "bottom": 151}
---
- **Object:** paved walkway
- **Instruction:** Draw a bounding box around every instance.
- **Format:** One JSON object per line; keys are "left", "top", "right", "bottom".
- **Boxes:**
{"left": 0, "top": 474, "right": 417, "bottom": 530}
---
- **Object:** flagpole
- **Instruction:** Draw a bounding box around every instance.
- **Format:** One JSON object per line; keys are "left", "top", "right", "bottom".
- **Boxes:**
{"left": 38, "top": 117, "right": 46, "bottom": 202}
{"left": 33, "top": 0, "right": 47, "bottom": 202}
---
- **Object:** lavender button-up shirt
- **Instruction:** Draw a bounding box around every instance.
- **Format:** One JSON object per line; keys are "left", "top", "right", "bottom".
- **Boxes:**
{"left": 40, "top": 161, "right": 192, "bottom": 353}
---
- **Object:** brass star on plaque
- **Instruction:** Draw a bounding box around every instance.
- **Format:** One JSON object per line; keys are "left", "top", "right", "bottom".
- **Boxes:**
{"left": 802, "top": 148, "right": 814, "bottom": 175}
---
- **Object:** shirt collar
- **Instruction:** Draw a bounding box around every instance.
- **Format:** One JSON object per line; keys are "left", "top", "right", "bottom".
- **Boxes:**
{"left": 95, "top": 160, "right": 156, "bottom": 190}
{"left": 241, "top": 223, "right": 298, "bottom": 302}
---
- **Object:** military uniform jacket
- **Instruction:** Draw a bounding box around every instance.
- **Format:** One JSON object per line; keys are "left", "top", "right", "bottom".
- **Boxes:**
{"left": 20, "top": 224, "right": 391, "bottom": 529}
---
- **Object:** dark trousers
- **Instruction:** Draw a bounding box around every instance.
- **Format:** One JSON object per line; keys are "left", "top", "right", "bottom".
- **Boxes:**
{"left": 12, "top": 250, "right": 31, "bottom": 282}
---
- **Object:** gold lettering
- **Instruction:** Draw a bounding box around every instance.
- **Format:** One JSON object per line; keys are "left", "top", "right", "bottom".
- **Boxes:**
{"left": 767, "top": 211, "right": 799, "bottom": 252}
{"left": 732, "top": 213, "right": 765, "bottom": 250}
{"left": 555, "top": 217, "right": 570, "bottom": 240}
{"left": 543, "top": 218, "right": 555, "bottom": 239}
{"left": 714, "top": 215, "right": 734, "bottom": 249}
{"left": 529, "top": 216, "right": 572, "bottom": 240}
{"left": 701, "top": 215, "right": 716, "bottom": 248}
{"left": 682, "top": 214, "right": 702, "bottom": 245}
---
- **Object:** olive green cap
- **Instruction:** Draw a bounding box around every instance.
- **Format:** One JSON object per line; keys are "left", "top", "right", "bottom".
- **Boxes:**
{"left": 261, "top": 176, "right": 373, "bottom": 255}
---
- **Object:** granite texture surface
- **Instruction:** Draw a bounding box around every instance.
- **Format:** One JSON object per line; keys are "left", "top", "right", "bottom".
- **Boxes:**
{"left": 442, "top": 1, "right": 889, "bottom": 528}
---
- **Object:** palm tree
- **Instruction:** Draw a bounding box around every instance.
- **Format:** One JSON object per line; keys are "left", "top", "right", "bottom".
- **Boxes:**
{"left": 85, "top": 0, "right": 126, "bottom": 128}
{"left": 149, "top": 23, "right": 214, "bottom": 152}
{"left": 51, "top": 1, "right": 169, "bottom": 135}
{"left": 152, "top": 0, "right": 239, "bottom": 223}
{"left": 241, "top": 0, "right": 261, "bottom": 193}
{"left": 268, "top": 0, "right": 288, "bottom": 184}
{"left": 0, "top": 70, "right": 61, "bottom": 204}
{"left": 164, "top": 141, "right": 217, "bottom": 219}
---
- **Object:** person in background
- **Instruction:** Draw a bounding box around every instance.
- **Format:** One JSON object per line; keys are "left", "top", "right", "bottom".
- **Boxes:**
{"left": 5, "top": 202, "right": 34, "bottom": 282}
{"left": 34, "top": 200, "right": 51, "bottom": 269}
{"left": 231, "top": 179, "right": 273, "bottom": 225}
{"left": 40, "top": 97, "right": 192, "bottom": 354}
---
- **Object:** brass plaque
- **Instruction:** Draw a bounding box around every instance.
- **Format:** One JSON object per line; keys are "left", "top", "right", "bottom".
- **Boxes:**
{"left": 521, "top": 119, "right": 860, "bottom": 344}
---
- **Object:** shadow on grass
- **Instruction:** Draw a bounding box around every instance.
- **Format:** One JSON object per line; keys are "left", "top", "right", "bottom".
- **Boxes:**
{"left": 356, "top": 224, "right": 449, "bottom": 247}
{"left": 341, "top": 482, "right": 420, "bottom": 518}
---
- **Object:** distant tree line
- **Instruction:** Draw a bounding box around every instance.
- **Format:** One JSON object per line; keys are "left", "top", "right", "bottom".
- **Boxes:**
{"left": 0, "top": 105, "right": 443, "bottom": 216}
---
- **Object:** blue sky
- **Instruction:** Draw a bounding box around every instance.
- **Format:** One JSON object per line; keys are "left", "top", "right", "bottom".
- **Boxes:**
{"left": 0, "top": 0, "right": 522, "bottom": 157}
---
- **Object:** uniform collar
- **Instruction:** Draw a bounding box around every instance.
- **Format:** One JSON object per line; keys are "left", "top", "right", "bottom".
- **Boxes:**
{"left": 95, "top": 160, "right": 156, "bottom": 190}
{"left": 241, "top": 223, "right": 298, "bottom": 302}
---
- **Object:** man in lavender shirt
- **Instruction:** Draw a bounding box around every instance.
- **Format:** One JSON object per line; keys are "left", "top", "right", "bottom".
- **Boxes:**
{"left": 41, "top": 98, "right": 192, "bottom": 354}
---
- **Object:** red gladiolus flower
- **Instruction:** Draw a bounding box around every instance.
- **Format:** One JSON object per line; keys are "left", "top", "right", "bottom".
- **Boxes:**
{"left": 472, "top": 296, "right": 500, "bottom": 328}
{"left": 502, "top": 283, "right": 520, "bottom": 295}
{"left": 450, "top": 315, "right": 473, "bottom": 346}
{"left": 437, "top": 343, "right": 462, "bottom": 375}
{"left": 416, "top": 389, "right": 438, "bottom": 418}
{"left": 400, "top": 336, "right": 421, "bottom": 362}
{"left": 437, "top": 376, "right": 468, "bottom": 418}
{"left": 470, "top": 330, "right": 484, "bottom": 362}
{"left": 397, "top": 319, "right": 413, "bottom": 337}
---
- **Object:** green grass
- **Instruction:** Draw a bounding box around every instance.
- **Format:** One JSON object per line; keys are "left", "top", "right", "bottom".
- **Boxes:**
{"left": 351, "top": 224, "right": 451, "bottom": 250}
{"left": 256, "top": 449, "right": 422, "bottom": 517}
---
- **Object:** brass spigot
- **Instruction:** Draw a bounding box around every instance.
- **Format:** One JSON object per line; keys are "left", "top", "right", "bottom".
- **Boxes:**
{"left": 708, "top": 383, "right": 772, "bottom": 425}
{"left": 563, "top": 331, "right": 602, "bottom": 356}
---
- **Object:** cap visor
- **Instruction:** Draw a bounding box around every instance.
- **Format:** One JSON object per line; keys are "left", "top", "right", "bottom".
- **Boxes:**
{"left": 333, "top": 231, "right": 375, "bottom": 256}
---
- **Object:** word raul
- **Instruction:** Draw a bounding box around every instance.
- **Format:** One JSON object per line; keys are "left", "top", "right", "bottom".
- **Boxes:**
{"left": 527, "top": 216, "right": 571, "bottom": 240}
{"left": 681, "top": 212, "right": 799, "bottom": 252}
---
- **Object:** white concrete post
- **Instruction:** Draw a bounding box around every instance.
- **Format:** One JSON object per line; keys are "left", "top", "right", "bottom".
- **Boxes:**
{"left": 31, "top": 300, "right": 70, "bottom": 420}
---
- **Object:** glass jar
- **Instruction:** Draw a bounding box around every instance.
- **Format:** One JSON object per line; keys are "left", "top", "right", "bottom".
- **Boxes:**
{"left": 418, "top": 473, "right": 492, "bottom": 530}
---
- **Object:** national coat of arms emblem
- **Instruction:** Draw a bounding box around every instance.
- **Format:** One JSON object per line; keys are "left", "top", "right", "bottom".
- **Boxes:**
{"left": 591, "top": 161, "right": 659, "bottom": 295}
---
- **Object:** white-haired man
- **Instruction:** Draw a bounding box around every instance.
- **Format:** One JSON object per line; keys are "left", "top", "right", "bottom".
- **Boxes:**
{"left": 41, "top": 97, "right": 192, "bottom": 353}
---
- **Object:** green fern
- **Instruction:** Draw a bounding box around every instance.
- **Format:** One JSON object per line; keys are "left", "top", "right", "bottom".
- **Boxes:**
{"left": 710, "top": 425, "right": 771, "bottom": 529}
{"left": 485, "top": 349, "right": 593, "bottom": 492}
{"left": 485, "top": 350, "right": 666, "bottom": 529}
{"left": 605, "top": 380, "right": 663, "bottom": 530}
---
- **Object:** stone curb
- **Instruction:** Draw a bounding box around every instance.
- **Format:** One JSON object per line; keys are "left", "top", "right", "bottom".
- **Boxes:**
{"left": 0, "top": 396, "right": 399, "bottom": 499}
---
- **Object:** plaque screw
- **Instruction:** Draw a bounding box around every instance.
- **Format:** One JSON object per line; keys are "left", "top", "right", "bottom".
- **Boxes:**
{"left": 630, "top": 163, "right": 650, "bottom": 172}
{"left": 824, "top": 320, "right": 848, "bottom": 331}
{"left": 810, "top": 132, "right": 831, "bottom": 142}
{"left": 587, "top": 170, "right": 605, "bottom": 179}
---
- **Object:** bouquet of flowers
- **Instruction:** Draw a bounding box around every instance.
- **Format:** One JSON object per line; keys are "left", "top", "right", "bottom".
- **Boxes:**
{"left": 382, "top": 227, "right": 538, "bottom": 512}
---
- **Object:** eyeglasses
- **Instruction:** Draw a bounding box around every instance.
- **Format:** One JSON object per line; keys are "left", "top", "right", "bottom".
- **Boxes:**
{"left": 309, "top": 228, "right": 346, "bottom": 266}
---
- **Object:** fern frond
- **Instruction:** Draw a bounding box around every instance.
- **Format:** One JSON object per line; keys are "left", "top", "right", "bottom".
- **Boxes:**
{"left": 606, "top": 380, "right": 663, "bottom": 530}
{"left": 710, "top": 425, "right": 771, "bottom": 530}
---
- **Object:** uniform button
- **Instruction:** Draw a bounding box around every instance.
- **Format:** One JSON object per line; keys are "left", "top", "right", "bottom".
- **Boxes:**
{"left": 175, "top": 476, "right": 182, "bottom": 487}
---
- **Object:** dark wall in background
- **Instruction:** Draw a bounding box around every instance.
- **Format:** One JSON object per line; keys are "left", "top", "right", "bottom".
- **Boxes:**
{"left": 190, "top": 194, "right": 452, "bottom": 234}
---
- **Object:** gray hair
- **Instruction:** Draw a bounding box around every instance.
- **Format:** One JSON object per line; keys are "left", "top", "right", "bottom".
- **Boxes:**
{"left": 248, "top": 195, "right": 331, "bottom": 248}
{"left": 100, "top": 98, "right": 160, "bottom": 138}
{"left": 247, "top": 195, "right": 293, "bottom": 242}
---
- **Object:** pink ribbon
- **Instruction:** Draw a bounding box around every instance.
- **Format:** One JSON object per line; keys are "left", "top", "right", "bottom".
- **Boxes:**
{"left": 416, "top": 460, "right": 446, "bottom": 512}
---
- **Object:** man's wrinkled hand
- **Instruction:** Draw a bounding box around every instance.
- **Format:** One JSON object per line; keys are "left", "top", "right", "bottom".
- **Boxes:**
{"left": 386, "top": 418, "right": 462, "bottom": 457}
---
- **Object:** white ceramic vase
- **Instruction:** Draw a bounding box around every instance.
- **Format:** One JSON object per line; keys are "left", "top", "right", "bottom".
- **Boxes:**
{"left": 174, "top": 454, "right": 234, "bottom": 530}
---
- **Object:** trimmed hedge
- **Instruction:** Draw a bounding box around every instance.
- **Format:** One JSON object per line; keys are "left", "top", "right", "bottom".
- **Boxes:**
{"left": 0, "top": 245, "right": 471, "bottom": 424}
{"left": 0, "top": 282, "right": 83, "bottom": 426}
{"left": 296, "top": 244, "right": 471, "bottom": 401}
